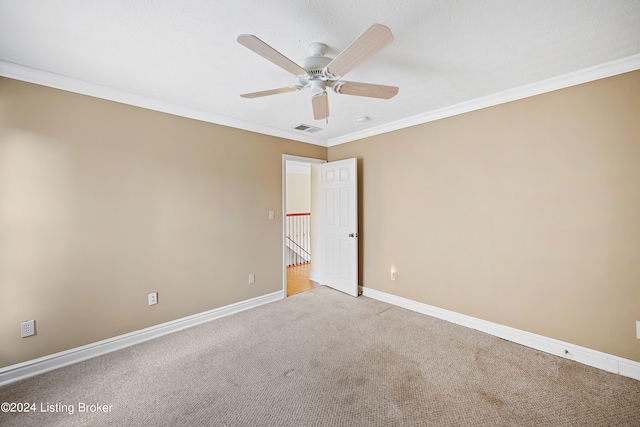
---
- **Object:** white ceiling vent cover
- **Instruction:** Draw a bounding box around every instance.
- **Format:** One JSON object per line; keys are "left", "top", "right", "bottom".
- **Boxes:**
{"left": 293, "top": 123, "right": 323, "bottom": 133}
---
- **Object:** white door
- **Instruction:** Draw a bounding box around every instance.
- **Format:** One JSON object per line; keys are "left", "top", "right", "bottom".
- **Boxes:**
{"left": 321, "top": 158, "right": 358, "bottom": 297}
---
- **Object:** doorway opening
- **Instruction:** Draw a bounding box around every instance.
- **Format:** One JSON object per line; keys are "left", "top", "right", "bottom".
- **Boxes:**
{"left": 282, "top": 155, "right": 359, "bottom": 298}
{"left": 283, "top": 156, "right": 324, "bottom": 297}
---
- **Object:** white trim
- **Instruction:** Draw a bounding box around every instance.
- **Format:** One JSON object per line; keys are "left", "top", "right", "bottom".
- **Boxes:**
{"left": 0, "top": 60, "right": 326, "bottom": 147}
{"left": 327, "top": 53, "right": 640, "bottom": 146}
{"left": 310, "top": 271, "right": 321, "bottom": 283}
{"left": 2, "top": 54, "right": 639, "bottom": 148}
{"left": 0, "top": 290, "right": 283, "bottom": 387}
{"left": 362, "top": 287, "right": 640, "bottom": 381}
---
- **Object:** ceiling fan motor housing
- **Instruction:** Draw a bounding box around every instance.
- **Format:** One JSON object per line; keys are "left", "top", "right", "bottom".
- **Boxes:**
{"left": 309, "top": 79, "right": 327, "bottom": 94}
{"left": 298, "top": 54, "right": 332, "bottom": 78}
{"left": 298, "top": 51, "right": 334, "bottom": 93}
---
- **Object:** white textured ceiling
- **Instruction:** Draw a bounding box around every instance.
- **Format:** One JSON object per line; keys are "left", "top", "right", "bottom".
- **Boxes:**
{"left": 1, "top": 1, "right": 639, "bottom": 146}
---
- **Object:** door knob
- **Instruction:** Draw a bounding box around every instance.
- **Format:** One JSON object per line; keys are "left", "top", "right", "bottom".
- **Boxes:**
{"left": 348, "top": 232, "right": 358, "bottom": 238}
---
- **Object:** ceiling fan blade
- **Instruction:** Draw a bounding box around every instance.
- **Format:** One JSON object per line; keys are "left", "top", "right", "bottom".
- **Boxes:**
{"left": 238, "top": 34, "right": 309, "bottom": 76}
{"left": 240, "top": 87, "right": 299, "bottom": 98}
{"left": 335, "top": 81, "right": 399, "bottom": 99}
{"left": 311, "top": 93, "right": 329, "bottom": 120}
{"left": 323, "top": 23, "right": 393, "bottom": 78}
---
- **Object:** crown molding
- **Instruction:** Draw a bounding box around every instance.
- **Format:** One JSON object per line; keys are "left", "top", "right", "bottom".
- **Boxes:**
{"left": 0, "top": 60, "right": 326, "bottom": 147}
{"left": 2, "top": 54, "right": 639, "bottom": 148}
{"left": 327, "top": 53, "right": 640, "bottom": 146}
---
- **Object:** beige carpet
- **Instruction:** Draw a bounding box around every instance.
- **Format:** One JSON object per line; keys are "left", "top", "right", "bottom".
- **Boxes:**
{"left": 1, "top": 286, "right": 639, "bottom": 426}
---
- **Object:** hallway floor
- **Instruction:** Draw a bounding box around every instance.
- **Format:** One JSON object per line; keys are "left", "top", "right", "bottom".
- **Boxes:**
{"left": 286, "top": 263, "right": 321, "bottom": 296}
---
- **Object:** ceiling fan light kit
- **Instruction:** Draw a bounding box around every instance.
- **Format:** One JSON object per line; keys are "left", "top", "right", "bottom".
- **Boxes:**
{"left": 238, "top": 23, "right": 399, "bottom": 121}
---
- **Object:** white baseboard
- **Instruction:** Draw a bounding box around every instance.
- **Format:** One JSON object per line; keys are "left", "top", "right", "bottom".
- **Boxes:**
{"left": 310, "top": 271, "right": 321, "bottom": 283}
{"left": 362, "top": 287, "right": 640, "bottom": 381}
{"left": 0, "top": 290, "right": 284, "bottom": 387}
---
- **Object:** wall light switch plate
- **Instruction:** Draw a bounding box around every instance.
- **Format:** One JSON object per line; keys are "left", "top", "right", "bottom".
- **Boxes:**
{"left": 268, "top": 211, "right": 275, "bottom": 220}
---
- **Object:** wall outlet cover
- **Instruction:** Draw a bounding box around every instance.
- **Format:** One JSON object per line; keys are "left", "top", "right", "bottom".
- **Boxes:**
{"left": 148, "top": 292, "right": 158, "bottom": 306}
{"left": 21, "top": 320, "right": 35, "bottom": 338}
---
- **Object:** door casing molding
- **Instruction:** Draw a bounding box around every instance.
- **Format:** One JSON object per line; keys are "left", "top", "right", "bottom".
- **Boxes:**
{"left": 282, "top": 155, "right": 326, "bottom": 295}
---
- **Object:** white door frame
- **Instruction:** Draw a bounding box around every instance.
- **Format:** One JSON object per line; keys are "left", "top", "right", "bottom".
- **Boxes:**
{"left": 282, "top": 154, "right": 326, "bottom": 296}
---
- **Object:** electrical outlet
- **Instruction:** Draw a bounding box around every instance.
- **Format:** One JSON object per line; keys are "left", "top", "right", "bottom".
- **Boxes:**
{"left": 249, "top": 274, "right": 255, "bottom": 284}
{"left": 21, "top": 320, "right": 35, "bottom": 338}
{"left": 148, "top": 292, "right": 158, "bottom": 306}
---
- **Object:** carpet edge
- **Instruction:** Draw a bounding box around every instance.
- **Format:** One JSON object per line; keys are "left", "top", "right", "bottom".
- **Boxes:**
{"left": 0, "top": 290, "right": 284, "bottom": 386}
{"left": 361, "top": 287, "right": 640, "bottom": 381}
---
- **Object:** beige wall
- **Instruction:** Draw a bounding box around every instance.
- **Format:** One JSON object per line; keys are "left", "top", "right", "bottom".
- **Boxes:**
{"left": 2, "top": 69, "right": 639, "bottom": 369}
{"left": 329, "top": 70, "right": 640, "bottom": 362}
{"left": 285, "top": 170, "right": 310, "bottom": 214}
{"left": 0, "top": 77, "right": 326, "bottom": 368}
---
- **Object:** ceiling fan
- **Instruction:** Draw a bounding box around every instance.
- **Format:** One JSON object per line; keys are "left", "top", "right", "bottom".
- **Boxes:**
{"left": 237, "top": 23, "right": 399, "bottom": 121}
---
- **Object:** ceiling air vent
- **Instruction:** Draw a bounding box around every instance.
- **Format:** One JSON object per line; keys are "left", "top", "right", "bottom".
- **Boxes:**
{"left": 293, "top": 123, "right": 322, "bottom": 133}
